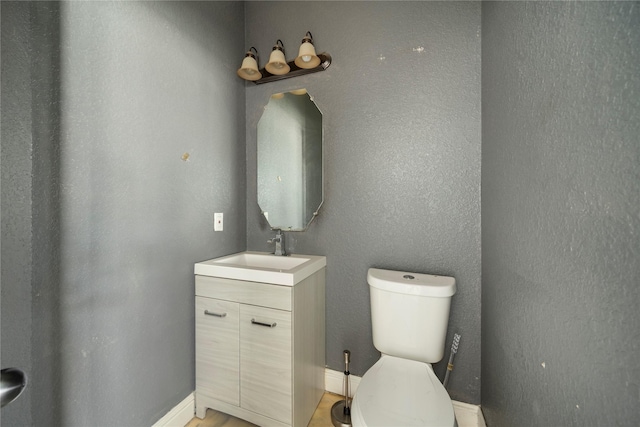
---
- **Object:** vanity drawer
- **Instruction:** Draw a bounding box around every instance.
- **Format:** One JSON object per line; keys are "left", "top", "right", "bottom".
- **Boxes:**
{"left": 196, "top": 275, "right": 292, "bottom": 311}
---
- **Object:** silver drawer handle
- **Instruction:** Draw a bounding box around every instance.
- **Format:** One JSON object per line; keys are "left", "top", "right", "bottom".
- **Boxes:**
{"left": 251, "top": 318, "right": 277, "bottom": 328}
{"left": 204, "top": 310, "right": 227, "bottom": 318}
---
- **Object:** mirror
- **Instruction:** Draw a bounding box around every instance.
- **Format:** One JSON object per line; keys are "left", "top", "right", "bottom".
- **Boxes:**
{"left": 258, "top": 89, "right": 323, "bottom": 231}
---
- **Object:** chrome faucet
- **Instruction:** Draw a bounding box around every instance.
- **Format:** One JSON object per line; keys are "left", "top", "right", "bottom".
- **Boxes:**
{"left": 268, "top": 229, "right": 287, "bottom": 256}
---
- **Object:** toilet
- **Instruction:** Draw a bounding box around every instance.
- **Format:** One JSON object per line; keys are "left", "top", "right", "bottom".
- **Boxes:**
{"left": 351, "top": 268, "right": 457, "bottom": 427}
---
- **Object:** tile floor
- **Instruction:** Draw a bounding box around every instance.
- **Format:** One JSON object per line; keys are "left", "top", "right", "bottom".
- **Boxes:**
{"left": 184, "top": 393, "right": 343, "bottom": 427}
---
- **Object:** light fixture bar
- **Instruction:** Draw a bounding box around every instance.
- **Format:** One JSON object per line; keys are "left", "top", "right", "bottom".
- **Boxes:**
{"left": 252, "top": 53, "right": 332, "bottom": 85}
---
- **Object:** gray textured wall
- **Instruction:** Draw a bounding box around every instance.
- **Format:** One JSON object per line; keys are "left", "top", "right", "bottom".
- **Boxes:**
{"left": 482, "top": 2, "right": 640, "bottom": 426}
{"left": 1, "top": 2, "right": 35, "bottom": 424}
{"left": 1, "top": 1, "right": 246, "bottom": 425}
{"left": 8, "top": 2, "right": 635, "bottom": 423}
{"left": 245, "top": 1, "right": 482, "bottom": 404}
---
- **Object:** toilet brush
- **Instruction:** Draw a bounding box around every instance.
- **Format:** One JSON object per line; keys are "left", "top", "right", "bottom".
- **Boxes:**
{"left": 443, "top": 333, "right": 461, "bottom": 389}
{"left": 331, "top": 350, "right": 352, "bottom": 427}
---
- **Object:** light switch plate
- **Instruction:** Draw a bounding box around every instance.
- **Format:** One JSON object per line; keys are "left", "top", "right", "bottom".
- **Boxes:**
{"left": 214, "top": 213, "right": 223, "bottom": 231}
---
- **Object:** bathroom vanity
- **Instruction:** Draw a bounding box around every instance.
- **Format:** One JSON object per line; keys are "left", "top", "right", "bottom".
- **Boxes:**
{"left": 194, "top": 251, "right": 326, "bottom": 427}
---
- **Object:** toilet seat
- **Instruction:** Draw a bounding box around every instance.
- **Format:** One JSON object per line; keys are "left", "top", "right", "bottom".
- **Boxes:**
{"left": 351, "top": 355, "right": 456, "bottom": 427}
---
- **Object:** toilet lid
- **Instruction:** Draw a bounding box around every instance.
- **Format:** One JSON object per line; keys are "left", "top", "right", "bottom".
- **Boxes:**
{"left": 351, "top": 356, "right": 455, "bottom": 427}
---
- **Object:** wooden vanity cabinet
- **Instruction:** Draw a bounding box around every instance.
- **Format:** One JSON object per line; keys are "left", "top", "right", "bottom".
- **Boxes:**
{"left": 195, "top": 269, "right": 325, "bottom": 427}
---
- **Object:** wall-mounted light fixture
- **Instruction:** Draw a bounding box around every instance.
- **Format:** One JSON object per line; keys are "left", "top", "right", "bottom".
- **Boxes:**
{"left": 295, "top": 32, "right": 321, "bottom": 69}
{"left": 236, "top": 47, "right": 261, "bottom": 81}
{"left": 237, "top": 31, "right": 331, "bottom": 85}
{"left": 265, "top": 40, "right": 290, "bottom": 75}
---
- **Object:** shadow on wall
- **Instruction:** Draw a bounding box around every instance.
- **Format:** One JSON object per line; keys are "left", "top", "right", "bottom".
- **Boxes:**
{"left": 31, "top": 2, "right": 63, "bottom": 425}
{"left": 1, "top": 2, "right": 63, "bottom": 425}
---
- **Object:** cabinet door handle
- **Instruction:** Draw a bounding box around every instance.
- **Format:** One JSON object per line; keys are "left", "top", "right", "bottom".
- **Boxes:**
{"left": 250, "top": 318, "right": 277, "bottom": 328}
{"left": 204, "top": 310, "right": 227, "bottom": 318}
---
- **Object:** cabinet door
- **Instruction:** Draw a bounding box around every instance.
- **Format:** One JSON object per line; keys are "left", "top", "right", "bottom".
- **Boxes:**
{"left": 196, "top": 297, "right": 239, "bottom": 406}
{"left": 240, "top": 305, "right": 292, "bottom": 424}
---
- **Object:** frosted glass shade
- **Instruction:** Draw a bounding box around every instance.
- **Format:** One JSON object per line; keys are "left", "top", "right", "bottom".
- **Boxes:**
{"left": 265, "top": 48, "right": 290, "bottom": 75}
{"left": 237, "top": 54, "right": 261, "bottom": 81}
{"left": 295, "top": 41, "right": 321, "bottom": 69}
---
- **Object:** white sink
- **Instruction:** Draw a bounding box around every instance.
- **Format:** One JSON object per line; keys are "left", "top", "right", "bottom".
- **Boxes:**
{"left": 195, "top": 251, "right": 326, "bottom": 286}
{"left": 213, "top": 252, "right": 309, "bottom": 270}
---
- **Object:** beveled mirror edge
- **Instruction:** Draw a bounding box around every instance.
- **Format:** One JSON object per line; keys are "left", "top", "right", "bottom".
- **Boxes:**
{"left": 257, "top": 89, "right": 324, "bottom": 232}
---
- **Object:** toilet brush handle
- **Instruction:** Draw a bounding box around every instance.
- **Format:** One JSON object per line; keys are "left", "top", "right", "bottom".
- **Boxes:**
{"left": 343, "top": 350, "right": 351, "bottom": 412}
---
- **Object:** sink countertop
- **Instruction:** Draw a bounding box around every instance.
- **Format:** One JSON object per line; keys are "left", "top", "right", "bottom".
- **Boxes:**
{"left": 195, "top": 251, "right": 326, "bottom": 286}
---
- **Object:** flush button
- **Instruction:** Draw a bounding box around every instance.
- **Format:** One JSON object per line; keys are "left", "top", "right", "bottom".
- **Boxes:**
{"left": 403, "top": 274, "right": 415, "bottom": 280}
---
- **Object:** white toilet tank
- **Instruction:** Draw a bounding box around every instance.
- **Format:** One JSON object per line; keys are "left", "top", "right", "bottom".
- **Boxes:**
{"left": 368, "top": 268, "right": 456, "bottom": 363}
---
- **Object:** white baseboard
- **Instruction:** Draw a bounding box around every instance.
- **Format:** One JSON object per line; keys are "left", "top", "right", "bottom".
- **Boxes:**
{"left": 451, "top": 400, "right": 486, "bottom": 427}
{"left": 324, "top": 367, "right": 361, "bottom": 397}
{"left": 152, "top": 392, "right": 195, "bottom": 427}
{"left": 153, "top": 371, "right": 485, "bottom": 427}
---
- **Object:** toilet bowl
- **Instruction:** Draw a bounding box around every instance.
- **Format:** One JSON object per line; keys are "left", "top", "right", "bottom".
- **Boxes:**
{"left": 351, "top": 268, "right": 457, "bottom": 427}
{"left": 351, "top": 355, "right": 455, "bottom": 427}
